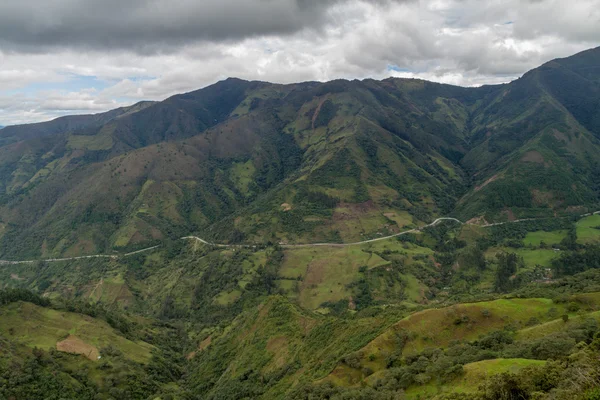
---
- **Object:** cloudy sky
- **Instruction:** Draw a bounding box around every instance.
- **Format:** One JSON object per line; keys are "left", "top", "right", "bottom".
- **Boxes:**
{"left": 0, "top": 0, "right": 598, "bottom": 126}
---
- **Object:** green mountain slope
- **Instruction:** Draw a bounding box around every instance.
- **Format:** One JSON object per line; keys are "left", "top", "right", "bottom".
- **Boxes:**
{"left": 0, "top": 101, "right": 155, "bottom": 146}
{"left": 0, "top": 77, "right": 474, "bottom": 257}
{"left": 457, "top": 51, "right": 600, "bottom": 221}
{"left": 4, "top": 45, "right": 600, "bottom": 400}
{"left": 2, "top": 206, "right": 600, "bottom": 398}
{"left": 0, "top": 289, "right": 188, "bottom": 399}
{"left": 0, "top": 48, "right": 599, "bottom": 260}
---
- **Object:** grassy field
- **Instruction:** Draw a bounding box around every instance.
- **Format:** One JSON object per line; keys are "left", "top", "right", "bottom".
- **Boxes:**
{"left": 458, "top": 224, "right": 488, "bottom": 242}
{"left": 523, "top": 230, "right": 567, "bottom": 246}
{"left": 380, "top": 210, "right": 416, "bottom": 229}
{"left": 0, "top": 301, "right": 153, "bottom": 364}
{"left": 405, "top": 358, "right": 546, "bottom": 399}
{"left": 280, "top": 246, "right": 390, "bottom": 309}
{"left": 87, "top": 273, "right": 135, "bottom": 307}
{"left": 395, "top": 298, "right": 561, "bottom": 354}
{"left": 360, "top": 238, "right": 433, "bottom": 256}
{"left": 229, "top": 160, "right": 256, "bottom": 194}
{"left": 278, "top": 238, "right": 435, "bottom": 310}
{"left": 325, "top": 206, "right": 403, "bottom": 243}
{"left": 576, "top": 215, "right": 600, "bottom": 244}
{"left": 485, "top": 247, "right": 559, "bottom": 268}
{"left": 214, "top": 289, "right": 242, "bottom": 305}
{"left": 516, "top": 309, "right": 600, "bottom": 341}
{"left": 327, "top": 298, "right": 565, "bottom": 385}
{"left": 401, "top": 273, "right": 429, "bottom": 303}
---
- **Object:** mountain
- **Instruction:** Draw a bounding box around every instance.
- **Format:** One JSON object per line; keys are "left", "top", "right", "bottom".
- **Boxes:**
{"left": 2, "top": 46, "right": 600, "bottom": 400}
{"left": 0, "top": 101, "right": 156, "bottom": 147}
{"left": 457, "top": 48, "right": 600, "bottom": 221}
{"left": 0, "top": 48, "right": 599, "bottom": 260}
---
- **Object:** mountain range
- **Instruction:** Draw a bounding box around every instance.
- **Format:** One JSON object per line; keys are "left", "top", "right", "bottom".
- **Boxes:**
{"left": 2, "top": 47, "right": 600, "bottom": 399}
{"left": 1, "top": 47, "right": 600, "bottom": 259}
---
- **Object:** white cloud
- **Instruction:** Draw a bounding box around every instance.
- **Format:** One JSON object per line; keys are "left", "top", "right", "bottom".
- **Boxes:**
{"left": 0, "top": 0, "right": 598, "bottom": 125}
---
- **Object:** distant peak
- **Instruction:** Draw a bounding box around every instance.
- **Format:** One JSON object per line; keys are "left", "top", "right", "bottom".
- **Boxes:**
{"left": 219, "top": 77, "right": 252, "bottom": 85}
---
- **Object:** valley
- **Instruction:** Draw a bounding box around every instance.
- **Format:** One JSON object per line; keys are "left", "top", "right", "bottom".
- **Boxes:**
{"left": 1, "top": 211, "right": 598, "bottom": 264}
{"left": 2, "top": 47, "right": 600, "bottom": 399}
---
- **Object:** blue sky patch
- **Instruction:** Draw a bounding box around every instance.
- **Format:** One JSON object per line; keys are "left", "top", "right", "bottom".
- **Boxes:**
{"left": 387, "top": 65, "right": 412, "bottom": 73}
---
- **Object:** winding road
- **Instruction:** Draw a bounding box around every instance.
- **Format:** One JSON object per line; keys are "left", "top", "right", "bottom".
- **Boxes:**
{"left": 1, "top": 212, "right": 598, "bottom": 265}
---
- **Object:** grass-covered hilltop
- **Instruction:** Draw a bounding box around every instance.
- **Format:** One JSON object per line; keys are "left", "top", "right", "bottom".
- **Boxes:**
{"left": 1, "top": 47, "right": 600, "bottom": 399}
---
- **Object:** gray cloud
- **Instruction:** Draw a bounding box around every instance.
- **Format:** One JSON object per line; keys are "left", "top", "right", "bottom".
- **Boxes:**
{"left": 0, "top": 0, "right": 598, "bottom": 125}
{"left": 0, "top": 0, "right": 405, "bottom": 53}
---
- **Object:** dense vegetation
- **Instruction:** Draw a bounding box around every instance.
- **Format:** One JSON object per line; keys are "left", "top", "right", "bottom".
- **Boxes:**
{"left": 1, "top": 47, "right": 600, "bottom": 399}
{"left": 2, "top": 210, "right": 600, "bottom": 398}
{"left": 1, "top": 48, "right": 600, "bottom": 258}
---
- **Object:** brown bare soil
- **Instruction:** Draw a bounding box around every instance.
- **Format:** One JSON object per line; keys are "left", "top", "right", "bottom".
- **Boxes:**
{"left": 532, "top": 189, "right": 555, "bottom": 206}
{"left": 312, "top": 97, "right": 328, "bottom": 129}
{"left": 56, "top": 335, "right": 99, "bottom": 360}
{"left": 199, "top": 335, "right": 212, "bottom": 351}
{"left": 521, "top": 150, "right": 545, "bottom": 164}
{"left": 348, "top": 296, "right": 356, "bottom": 310}
{"left": 333, "top": 201, "right": 378, "bottom": 222}
{"left": 298, "top": 316, "right": 318, "bottom": 335}
{"left": 466, "top": 216, "right": 488, "bottom": 225}
{"left": 504, "top": 209, "right": 516, "bottom": 221}
{"left": 475, "top": 174, "right": 499, "bottom": 192}
{"left": 187, "top": 335, "right": 213, "bottom": 359}
{"left": 553, "top": 129, "right": 569, "bottom": 142}
{"left": 302, "top": 259, "right": 328, "bottom": 288}
{"left": 266, "top": 336, "right": 290, "bottom": 369}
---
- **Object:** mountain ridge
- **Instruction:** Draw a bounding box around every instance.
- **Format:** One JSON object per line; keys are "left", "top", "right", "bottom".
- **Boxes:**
{"left": 0, "top": 47, "right": 599, "bottom": 258}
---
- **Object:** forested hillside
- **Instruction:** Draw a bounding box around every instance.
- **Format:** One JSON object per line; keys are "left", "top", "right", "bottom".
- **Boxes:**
{"left": 3, "top": 212, "right": 600, "bottom": 398}
{"left": 0, "top": 47, "right": 599, "bottom": 259}
{"left": 2, "top": 47, "right": 600, "bottom": 400}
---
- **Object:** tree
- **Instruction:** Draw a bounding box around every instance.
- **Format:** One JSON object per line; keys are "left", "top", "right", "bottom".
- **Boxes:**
{"left": 480, "top": 372, "right": 530, "bottom": 400}
{"left": 561, "top": 225, "right": 578, "bottom": 250}
{"left": 494, "top": 253, "right": 520, "bottom": 293}
{"left": 462, "top": 246, "right": 487, "bottom": 271}
{"left": 552, "top": 245, "right": 600, "bottom": 276}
